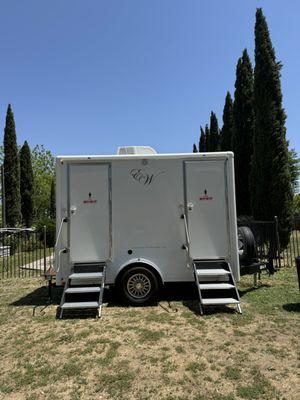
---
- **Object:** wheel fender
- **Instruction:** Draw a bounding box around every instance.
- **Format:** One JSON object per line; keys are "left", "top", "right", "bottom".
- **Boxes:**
{"left": 115, "top": 258, "right": 164, "bottom": 286}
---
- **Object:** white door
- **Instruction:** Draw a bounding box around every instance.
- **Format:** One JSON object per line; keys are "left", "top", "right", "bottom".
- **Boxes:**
{"left": 185, "top": 160, "right": 229, "bottom": 260}
{"left": 69, "top": 164, "right": 110, "bottom": 263}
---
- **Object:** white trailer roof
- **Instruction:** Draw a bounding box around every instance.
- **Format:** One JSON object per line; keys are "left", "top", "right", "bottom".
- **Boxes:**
{"left": 57, "top": 152, "right": 234, "bottom": 162}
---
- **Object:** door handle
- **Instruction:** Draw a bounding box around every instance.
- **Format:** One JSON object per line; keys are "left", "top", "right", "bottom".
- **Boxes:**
{"left": 187, "top": 202, "right": 194, "bottom": 211}
{"left": 70, "top": 205, "right": 77, "bottom": 215}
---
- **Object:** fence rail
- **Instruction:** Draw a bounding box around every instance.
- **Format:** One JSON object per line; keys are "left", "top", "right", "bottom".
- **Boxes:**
{"left": 282, "top": 216, "right": 300, "bottom": 267}
{"left": 238, "top": 216, "right": 300, "bottom": 269}
{"left": 0, "top": 228, "right": 54, "bottom": 279}
{"left": 0, "top": 217, "right": 299, "bottom": 280}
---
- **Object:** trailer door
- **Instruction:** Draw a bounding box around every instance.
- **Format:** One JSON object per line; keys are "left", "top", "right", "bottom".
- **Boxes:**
{"left": 184, "top": 160, "right": 229, "bottom": 260}
{"left": 68, "top": 164, "right": 111, "bottom": 263}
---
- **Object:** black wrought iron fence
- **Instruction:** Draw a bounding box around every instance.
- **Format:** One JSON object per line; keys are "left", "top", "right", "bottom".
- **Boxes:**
{"left": 0, "top": 228, "right": 54, "bottom": 279}
{"left": 283, "top": 216, "right": 300, "bottom": 268}
{"left": 238, "top": 216, "right": 300, "bottom": 268}
{"left": 0, "top": 216, "right": 299, "bottom": 280}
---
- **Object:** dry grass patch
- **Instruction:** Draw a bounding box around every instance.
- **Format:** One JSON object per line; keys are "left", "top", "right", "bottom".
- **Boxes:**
{"left": 0, "top": 268, "right": 299, "bottom": 399}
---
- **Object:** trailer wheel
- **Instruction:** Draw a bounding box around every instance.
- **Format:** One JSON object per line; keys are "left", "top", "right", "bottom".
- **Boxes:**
{"left": 238, "top": 226, "right": 256, "bottom": 263}
{"left": 119, "top": 266, "right": 159, "bottom": 305}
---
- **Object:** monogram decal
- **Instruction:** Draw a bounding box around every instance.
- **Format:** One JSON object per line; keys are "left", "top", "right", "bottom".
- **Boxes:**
{"left": 130, "top": 168, "right": 165, "bottom": 186}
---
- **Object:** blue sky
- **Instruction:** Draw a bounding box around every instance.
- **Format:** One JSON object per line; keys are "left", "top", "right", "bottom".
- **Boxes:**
{"left": 0, "top": 1, "right": 299, "bottom": 156}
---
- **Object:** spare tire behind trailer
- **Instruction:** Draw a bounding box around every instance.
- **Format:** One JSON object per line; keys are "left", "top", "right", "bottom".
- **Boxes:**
{"left": 238, "top": 226, "right": 256, "bottom": 264}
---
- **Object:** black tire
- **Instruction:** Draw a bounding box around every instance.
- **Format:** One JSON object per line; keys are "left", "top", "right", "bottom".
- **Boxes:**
{"left": 119, "top": 265, "right": 159, "bottom": 306}
{"left": 238, "top": 226, "right": 256, "bottom": 263}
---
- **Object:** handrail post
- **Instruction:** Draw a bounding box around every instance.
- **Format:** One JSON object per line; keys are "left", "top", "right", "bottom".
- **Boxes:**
{"left": 182, "top": 213, "right": 192, "bottom": 268}
{"left": 54, "top": 217, "right": 68, "bottom": 275}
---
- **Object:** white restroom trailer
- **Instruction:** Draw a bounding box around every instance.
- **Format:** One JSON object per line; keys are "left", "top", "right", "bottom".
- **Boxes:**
{"left": 55, "top": 147, "right": 241, "bottom": 316}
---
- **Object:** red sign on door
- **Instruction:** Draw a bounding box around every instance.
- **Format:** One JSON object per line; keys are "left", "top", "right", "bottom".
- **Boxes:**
{"left": 83, "top": 192, "right": 97, "bottom": 204}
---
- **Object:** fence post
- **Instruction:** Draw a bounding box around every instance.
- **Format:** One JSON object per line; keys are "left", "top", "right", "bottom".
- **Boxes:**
{"left": 43, "top": 225, "right": 47, "bottom": 274}
{"left": 274, "top": 216, "right": 281, "bottom": 268}
{"left": 1, "top": 165, "right": 6, "bottom": 228}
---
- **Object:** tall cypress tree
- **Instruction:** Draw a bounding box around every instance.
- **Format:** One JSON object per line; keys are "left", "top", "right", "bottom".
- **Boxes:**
{"left": 3, "top": 105, "right": 21, "bottom": 226}
{"left": 251, "top": 8, "right": 293, "bottom": 247}
{"left": 193, "top": 143, "right": 198, "bottom": 153}
{"left": 199, "top": 126, "right": 206, "bottom": 152}
{"left": 209, "top": 112, "right": 220, "bottom": 151}
{"left": 20, "top": 141, "right": 34, "bottom": 227}
{"left": 220, "top": 92, "right": 234, "bottom": 151}
{"left": 232, "top": 49, "right": 254, "bottom": 216}
{"left": 50, "top": 178, "right": 56, "bottom": 219}
{"left": 204, "top": 124, "right": 210, "bottom": 151}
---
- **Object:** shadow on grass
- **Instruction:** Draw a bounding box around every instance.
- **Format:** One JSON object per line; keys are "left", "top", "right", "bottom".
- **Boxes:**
{"left": 105, "top": 282, "right": 197, "bottom": 308}
{"left": 9, "top": 281, "right": 260, "bottom": 318}
{"left": 239, "top": 283, "right": 271, "bottom": 298}
{"left": 10, "top": 283, "right": 196, "bottom": 308}
{"left": 55, "top": 308, "right": 99, "bottom": 319}
{"left": 282, "top": 303, "right": 300, "bottom": 312}
{"left": 182, "top": 299, "right": 237, "bottom": 316}
{"left": 10, "top": 285, "right": 62, "bottom": 307}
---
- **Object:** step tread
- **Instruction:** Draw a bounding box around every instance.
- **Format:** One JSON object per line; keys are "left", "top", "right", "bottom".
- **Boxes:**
{"left": 69, "top": 272, "right": 103, "bottom": 280}
{"left": 196, "top": 268, "right": 230, "bottom": 276}
{"left": 65, "top": 287, "right": 101, "bottom": 294}
{"left": 74, "top": 262, "right": 106, "bottom": 266}
{"left": 61, "top": 301, "right": 100, "bottom": 309}
{"left": 202, "top": 298, "right": 239, "bottom": 305}
{"left": 199, "top": 283, "right": 234, "bottom": 290}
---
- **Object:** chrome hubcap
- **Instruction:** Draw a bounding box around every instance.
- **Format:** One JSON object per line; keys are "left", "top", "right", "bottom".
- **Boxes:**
{"left": 127, "top": 273, "right": 151, "bottom": 299}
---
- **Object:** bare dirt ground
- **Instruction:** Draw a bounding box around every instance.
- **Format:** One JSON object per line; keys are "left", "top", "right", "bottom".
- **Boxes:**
{"left": 0, "top": 268, "right": 299, "bottom": 400}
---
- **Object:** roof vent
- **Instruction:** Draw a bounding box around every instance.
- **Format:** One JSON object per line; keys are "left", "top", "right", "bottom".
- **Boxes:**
{"left": 117, "top": 146, "right": 157, "bottom": 155}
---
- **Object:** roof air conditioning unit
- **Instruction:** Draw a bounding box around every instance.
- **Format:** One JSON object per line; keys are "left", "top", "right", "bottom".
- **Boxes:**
{"left": 117, "top": 146, "right": 157, "bottom": 155}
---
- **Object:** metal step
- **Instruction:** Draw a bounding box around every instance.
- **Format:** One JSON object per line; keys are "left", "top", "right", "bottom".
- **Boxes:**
{"left": 196, "top": 268, "right": 230, "bottom": 277}
{"left": 202, "top": 298, "right": 239, "bottom": 305}
{"left": 199, "top": 283, "right": 234, "bottom": 290}
{"left": 61, "top": 301, "right": 100, "bottom": 309}
{"left": 74, "top": 262, "right": 105, "bottom": 273}
{"left": 191, "top": 259, "right": 241, "bottom": 315}
{"left": 59, "top": 263, "right": 107, "bottom": 318}
{"left": 65, "top": 287, "right": 101, "bottom": 294}
{"left": 69, "top": 272, "right": 103, "bottom": 280}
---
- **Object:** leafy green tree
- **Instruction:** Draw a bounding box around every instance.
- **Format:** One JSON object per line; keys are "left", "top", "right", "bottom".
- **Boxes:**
{"left": 20, "top": 141, "right": 34, "bottom": 227}
{"left": 209, "top": 112, "right": 220, "bottom": 151}
{"left": 220, "top": 92, "right": 234, "bottom": 151}
{"left": 232, "top": 49, "right": 254, "bottom": 216}
{"left": 199, "top": 126, "right": 206, "bottom": 152}
{"left": 288, "top": 148, "right": 300, "bottom": 195}
{"left": 31, "top": 145, "right": 55, "bottom": 220}
{"left": 193, "top": 143, "right": 198, "bottom": 153}
{"left": 3, "top": 105, "right": 21, "bottom": 226}
{"left": 251, "top": 8, "right": 293, "bottom": 247}
{"left": 50, "top": 178, "right": 56, "bottom": 219}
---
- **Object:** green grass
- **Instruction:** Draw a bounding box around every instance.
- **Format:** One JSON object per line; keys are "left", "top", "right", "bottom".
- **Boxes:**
{"left": 185, "top": 361, "right": 205, "bottom": 373}
{"left": 96, "top": 371, "right": 135, "bottom": 397}
{"left": 237, "top": 369, "right": 278, "bottom": 399}
{"left": 138, "top": 327, "right": 166, "bottom": 342}
{"left": 0, "top": 268, "right": 299, "bottom": 399}
{"left": 0, "top": 247, "right": 53, "bottom": 276}
{"left": 223, "top": 366, "right": 241, "bottom": 380}
{"left": 0, "top": 248, "right": 53, "bottom": 279}
{"left": 283, "top": 230, "right": 300, "bottom": 264}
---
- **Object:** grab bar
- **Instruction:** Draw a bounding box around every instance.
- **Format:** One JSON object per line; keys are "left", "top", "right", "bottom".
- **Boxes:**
{"left": 182, "top": 213, "right": 192, "bottom": 268}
